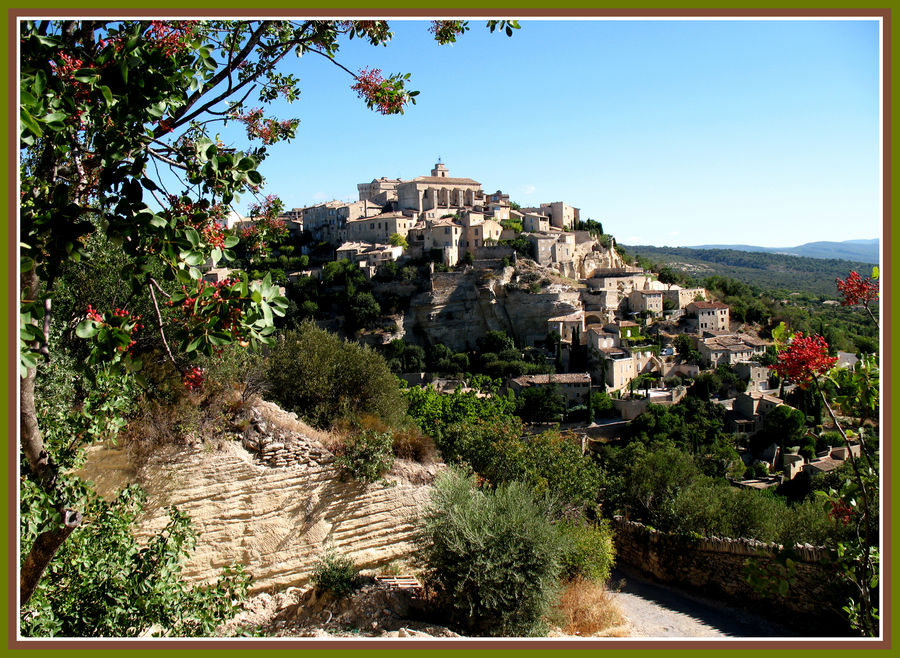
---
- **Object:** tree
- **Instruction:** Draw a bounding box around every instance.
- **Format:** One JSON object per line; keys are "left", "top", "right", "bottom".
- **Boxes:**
{"left": 770, "top": 326, "right": 879, "bottom": 635}
{"left": 19, "top": 18, "right": 518, "bottom": 615}
{"left": 388, "top": 232, "right": 409, "bottom": 249}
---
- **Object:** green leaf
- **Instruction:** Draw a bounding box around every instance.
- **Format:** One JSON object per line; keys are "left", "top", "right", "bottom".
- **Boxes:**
{"left": 872, "top": 266, "right": 879, "bottom": 280}
{"left": 236, "top": 157, "right": 255, "bottom": 171}
{"left": 182, "top": 250, "right": 205, "bottom": 267}
{"left": 210, "top": 248, "right": 222, "bottom": 266}
{"left": 99, "top": 85, "right": 114, "bottom": 105}
{"left": 20, "top": 107, "right": 43, "bottom": 138}
{"left": 246, "top": 170, "right": 263, "bottom": 185}
{"left": 184, "top": 228, "right": 200, "bottom": 248}
{"left": 186, "top": 336, "right": 203, "bottom": 353}
{"left": 76, "top": 319, "right": 99, "bottom": 338}
{"left": 189, "top": 266, "right": 201, "bottom": 280}
{"left": 223, "top": 236, "right": 239, "bottom": 248}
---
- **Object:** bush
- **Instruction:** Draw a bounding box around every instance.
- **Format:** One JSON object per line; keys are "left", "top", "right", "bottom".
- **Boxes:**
{"left": 20, "top": 482, "right": 249, "bottom": 637}
{"left": 552, "top": 577, "right": 623, "bottom": 636}
{"left": 334, "top": 429, "right": 395, "bottom": 483}
{"left": 557, "top": 519, "right": 616, "bottom": 583}
{"left": 266, "top": 322, "right": 407, "bottom": 428}
{"left": 416, "top": 470, "right": 565, "bottom": 636}
{"left": 311, "top": 550, "right": 362, "bottom": 597}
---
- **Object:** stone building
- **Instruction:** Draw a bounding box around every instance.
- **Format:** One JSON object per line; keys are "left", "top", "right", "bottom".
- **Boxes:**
{"left": 396, "top": 162, "right": 483, "bottom": 216}
{"left": 688, "top": 300, "right": 730, "bottom": 332}
{"left": 357, "top": 177, "right": 402, "bottom": 205}
{"left": 345, "top": 211, "right": 416, "bottom": 244}
{"left": 509, "top": 372, "right": 591, "bottom": 406}
{"left": 540, "top": 201, "right": 580, "bottom": 230}
{"left": 629, "top": 290, "right": 664, "bottom": 316}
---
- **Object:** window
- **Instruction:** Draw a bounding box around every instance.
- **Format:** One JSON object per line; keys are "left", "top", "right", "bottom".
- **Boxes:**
{"left": 445, "top": 227, "right": 450, "bottom": 234}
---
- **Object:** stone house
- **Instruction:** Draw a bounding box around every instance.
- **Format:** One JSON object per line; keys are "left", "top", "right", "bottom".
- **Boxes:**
{"left": 302, "top": 199, "right": 382, "bottom": 244}
{"left": 598, "top": 346, "right": 637, "bottom": 391}
{"left": 688, "top": 301, "right": 730, "bottom": 332}
{"left": 509, "top": 372, "right": 591, "bottom": 406}
{"left": 406, "top": 217, "right": 463, "bottom": 266}
{"left": 733, "top": 362, "right": 772, "bottom": 392}
{"left": 458, "top": 212, "right": 503, "bottom": 256}
{"left": 628, "top": 290, "right": 664, "bottom": 316}
{"left": 335, "top": 242, "right": 403, "bottom": 277}
{"left": 345, "top": 211, "right": 416, "bottom": 245}
{"left": 483, "top": 190, "right": 511, "bottom": 221}
{"left": 539, "top": 201, "right": 580, "bottom": 230}
{"left": 547, "top": 310, "right": 585, "bottom": 344}
{"left": 522, "top": 211, "right": 550, "bottom": 233}
{"left": 662, "top": 286, "right": 706, "bottom": 309}
{"left": 357, "top": 176, "right": 402, "bottom": 205}
{"left": 730, "top": 391, "right": 784, "bottom": 434}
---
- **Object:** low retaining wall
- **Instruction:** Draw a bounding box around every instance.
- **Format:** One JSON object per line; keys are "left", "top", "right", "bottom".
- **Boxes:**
{"left": 612, "top": 517, "right": 851, "bottom": 635}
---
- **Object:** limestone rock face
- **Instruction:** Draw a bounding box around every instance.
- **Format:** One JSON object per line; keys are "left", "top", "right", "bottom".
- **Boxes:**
{"left": 405, "top": 267, "right": 582, "bottom": 351}
{"left": 79, "top": 400, "right": 435, "bottom": 594}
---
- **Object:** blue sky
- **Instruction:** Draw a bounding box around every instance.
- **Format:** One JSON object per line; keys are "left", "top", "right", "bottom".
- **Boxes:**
{"left": 222, "top": 18, "right": 881, "bottom": 248}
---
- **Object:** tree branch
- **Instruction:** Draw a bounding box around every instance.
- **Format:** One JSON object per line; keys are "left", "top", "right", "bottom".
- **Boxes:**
{"left": 148, "top": 280, "right": 181, "bottom": 373}
{"left": 147, "top": 148, "right": 188, "bottom": 171}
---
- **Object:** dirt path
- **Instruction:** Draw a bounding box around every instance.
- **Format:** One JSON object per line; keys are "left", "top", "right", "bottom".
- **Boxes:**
{"left": 608, "top": 567, "right": 800, "bottom": 638}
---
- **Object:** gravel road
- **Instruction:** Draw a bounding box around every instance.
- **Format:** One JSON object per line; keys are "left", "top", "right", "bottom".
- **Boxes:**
{"left": 608, "top": 566, "right": 800, "bottom": 638}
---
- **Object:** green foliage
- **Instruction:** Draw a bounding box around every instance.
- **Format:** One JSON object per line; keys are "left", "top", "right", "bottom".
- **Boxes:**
{"left": 311, "top": 550, "right": 362, "bottom": 598}
{"left": 416, "top": 470, "right": 565, "bottom": 636}
{"left": 516, "top": 384, "right": 565, "bottom": 423}
{"left": 267, "top": 322, "right": 407, "bottom": 428}
{"left": 403, "top": 383, "right": 516, "bottom": 442}
{"left": 556, "top": 518, "right": 616, "bottom": 583}
{"left": 20, "top": 482, "right": 249, "bottom": 637}
{"left": 334, "top": 429, "right": 395, "bottom": 483}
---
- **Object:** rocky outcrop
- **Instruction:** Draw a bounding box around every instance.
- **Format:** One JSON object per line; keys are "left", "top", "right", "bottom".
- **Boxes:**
{"left": 405, "top": 265, "right": 582, "bottom": 350}
{"left": 78, "top": 401, "right": 435, "bottom": 594}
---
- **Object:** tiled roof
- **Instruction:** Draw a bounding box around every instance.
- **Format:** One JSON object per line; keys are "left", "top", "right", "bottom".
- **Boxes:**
{"left": 511, "top": 373, "right": 592, "bottom": 386}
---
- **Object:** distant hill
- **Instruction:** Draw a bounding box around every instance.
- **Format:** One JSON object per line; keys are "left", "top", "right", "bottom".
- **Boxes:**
{"left": 687, "top": 239, "right": 879, "bottom": 265}
{"left": 620, "top": 244, "right": 875, "bottom": 297}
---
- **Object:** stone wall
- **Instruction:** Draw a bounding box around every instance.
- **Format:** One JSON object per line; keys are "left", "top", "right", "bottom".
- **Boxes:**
{"left": 612, "top": 517, "right": 850, "bottom": 635}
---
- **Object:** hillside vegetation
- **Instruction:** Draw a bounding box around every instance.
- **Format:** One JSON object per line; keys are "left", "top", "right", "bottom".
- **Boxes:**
{"left": 621, "top": 245, "right": 876, "bottom": 297}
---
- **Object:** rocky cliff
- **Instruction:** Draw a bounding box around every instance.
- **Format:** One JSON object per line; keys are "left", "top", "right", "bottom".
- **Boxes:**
{"left": 404, "top": 264, "right": 583, "bottom": 351}
{"left": 79, "top": 400, "right": 436, "bottom": 594}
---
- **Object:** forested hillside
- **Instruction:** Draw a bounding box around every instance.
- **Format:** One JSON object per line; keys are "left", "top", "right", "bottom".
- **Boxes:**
{"left": 621, "top": 245, "right": 877, "bottom": 297}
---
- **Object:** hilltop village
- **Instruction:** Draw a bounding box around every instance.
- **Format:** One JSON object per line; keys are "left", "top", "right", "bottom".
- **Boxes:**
{"left": 220, "top": 162, "right": 860, "bottom": 486}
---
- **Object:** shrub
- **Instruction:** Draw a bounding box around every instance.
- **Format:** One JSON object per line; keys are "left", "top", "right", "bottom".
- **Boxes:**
{"left": 552, "top": 577, "right": 624, "bottom": 636}
{"left": 416, "top": 470, "right": 565, "bottom": 636}
{"left": 20, "top": 482, "right": 249, "bottom": 637}
{"left": 266, "top": 322, "right": 407, "bottom": 428}
{"left": 334, "top": 429, "right": 395, "bottom": 483}
{"left": 557, "top": 519, "right": 616, "bottom": 583}
{"left": 311, "top": 550, "right": 362, "bottom": 597}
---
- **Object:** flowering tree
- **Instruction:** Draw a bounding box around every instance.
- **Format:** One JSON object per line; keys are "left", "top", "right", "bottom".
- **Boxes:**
{"left": 770, "top": 324, "right": 879, "bottom": 635}
{"left": 19, "top": 17, "right": 518, "bottom": 613}
{"left": 836, "top": 268, "right": 879, "bottom": 328}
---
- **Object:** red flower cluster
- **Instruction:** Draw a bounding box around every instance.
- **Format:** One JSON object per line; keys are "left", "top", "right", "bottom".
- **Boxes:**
{"left": 828, "top": 499, "right": 853, "bottom": 526}
{"left": 836, "top": 271, "right": 879, "bottom": 307}
{"left": 86, "top": 305, "right": 144, "bottom": 352}
{"left": 168, "top": 279, "right": 244, "bottom": 333}
{"left": 229, "top": 107, "right": 296, "bottom": 145}
{"left": 182, "top": 366, "right": 205, "bottom": 391}
{"left": 163, "top": 195, "right": 227, "bottom": 249}
{"left": 148, "top": 20, "right": 196, "bottom": 58}
{"left": 351, "top": 67, "right": 407, "bottom": 115}
{"left": 770, "top": 333, "right": 837, "bottom": 388}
